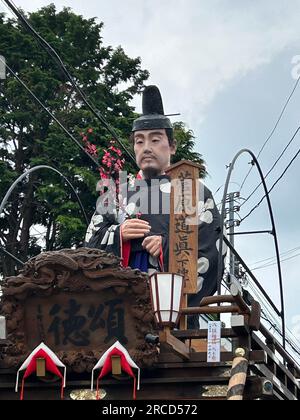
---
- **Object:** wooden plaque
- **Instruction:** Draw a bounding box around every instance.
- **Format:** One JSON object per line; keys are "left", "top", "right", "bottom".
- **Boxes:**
{"left": 166, "top": 160, "right": 200, "bottom": 295}
{"left": 0, "top": 248, "right": 158, "bottom": 371}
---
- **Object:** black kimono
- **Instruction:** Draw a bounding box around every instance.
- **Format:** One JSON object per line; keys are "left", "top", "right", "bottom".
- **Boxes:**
{"left": 84, "top": 174, "right": 226, "bottom": 314}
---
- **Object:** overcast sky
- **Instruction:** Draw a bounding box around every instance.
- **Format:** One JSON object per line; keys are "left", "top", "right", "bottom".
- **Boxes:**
{"left": 1, "top": 0, "right": 300, "bottom": 345}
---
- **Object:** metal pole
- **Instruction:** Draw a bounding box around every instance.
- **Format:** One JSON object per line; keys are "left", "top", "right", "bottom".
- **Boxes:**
{"left": 0, "top": 246, "right": 24, "bottom": 266}
{"left": 217, "top": 149, "right": 286, "bottom": 348}
{"left": 228, "top": 193, "right": 236, "bottom": 276}
{"left": 227, "top": 230, "right": 273, "bottom": 236}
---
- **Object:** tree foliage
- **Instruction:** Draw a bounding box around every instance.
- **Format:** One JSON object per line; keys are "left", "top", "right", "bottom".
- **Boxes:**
{"left": 172, "top": 122, "right": 206, "bottom": 177}
{"left": 0, "top": 4, "right": 148, "bottom": 276}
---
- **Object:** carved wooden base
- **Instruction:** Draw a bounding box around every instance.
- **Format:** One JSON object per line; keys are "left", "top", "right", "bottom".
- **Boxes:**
{"left": 0, "top": 248, "right": 159, "bottom": 372}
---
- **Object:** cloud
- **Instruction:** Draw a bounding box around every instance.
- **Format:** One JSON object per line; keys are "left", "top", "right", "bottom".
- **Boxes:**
{"left": 5, "top": 0, "right": 300, "bottom": 125}
{"left": 92, "top": 0, "right": 300, "bottom": 125}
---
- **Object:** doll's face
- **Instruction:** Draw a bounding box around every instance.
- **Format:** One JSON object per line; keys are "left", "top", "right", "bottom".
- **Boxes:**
{"left": 133, "top": 129, "right": 176, "bottom": 178}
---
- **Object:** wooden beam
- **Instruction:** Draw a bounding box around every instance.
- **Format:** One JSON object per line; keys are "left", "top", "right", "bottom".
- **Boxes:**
{"left": 230, "top": 284, "right": 250, "bottom": 314}
{"left": 200, "top": 295, "right": 235, "bottom": 306}
{"left": 249, "top": 300, "right": 261, "bottom": 331}
{"left": 159, "top": 328, "right": 190, "bottom": 361}
{"left": 172, "top": 328, "right": 239, "bottom": 339}
{"left": 179, "top": 295, "right": 187, "bottom": 330}
{"left": 181, "top": 305, "right": 240, "bottom": 315}
{"left": 158, "top": 350, "right": 266, "bottom": 364}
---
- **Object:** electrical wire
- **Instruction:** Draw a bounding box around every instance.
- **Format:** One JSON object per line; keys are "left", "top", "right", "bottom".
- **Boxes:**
{"left": 239, "top": 71, "right": 300, "bottom": 193}
{"left": 250, "top": 245, "right": 300, "bottom": 267}
{"left": 249, "top": 246, "right": 300, "bottom": 266}
{"left": 261, "top": 313, "right": 300, "bottom": 362}
{"left": 0, "top": 57, "right": 100, "bottom": 168}
{"left": 252, "top": 251, "right": 300, "bottom": 271}
{"left": 214, "top": 181, "right": 242, "bottom": 196}
{"left": 0, "top": 165, "right": 90, "bottom": 265}
{"left": 227, "top": 267, "right": 300, "bottom": 361}
{"left": 225, "top": 262, "right": 300, "bottom": 362}
{"left": 246, "top": 277, "right": 300, "bottom": 361}
{"left": 241, "top": 139, "right": 300, "bottom": 223}
{"left": 2, "top": 0, "right": 137, "bottom": 167}
{"left": 241, "top": 125, "right": 300, "bottom": 209}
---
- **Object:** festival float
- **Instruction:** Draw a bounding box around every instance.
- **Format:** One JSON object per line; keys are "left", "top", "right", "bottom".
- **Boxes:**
{"left": 1, "top": 161, "right": 299, "bottom": 400}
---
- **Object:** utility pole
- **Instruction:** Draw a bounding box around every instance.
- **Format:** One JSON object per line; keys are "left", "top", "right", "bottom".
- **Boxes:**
{"left": 226, "top": 192, "right": 241, "bottom": 277}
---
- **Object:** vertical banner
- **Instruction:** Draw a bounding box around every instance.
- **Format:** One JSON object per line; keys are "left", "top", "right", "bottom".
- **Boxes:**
{"left": 207, "top": 321, "right": 221, "bottom": 363}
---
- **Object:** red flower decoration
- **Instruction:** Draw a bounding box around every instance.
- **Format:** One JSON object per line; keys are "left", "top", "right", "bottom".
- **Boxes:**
{"left": 81, "top": 128, "right": 125, "bottom": 211}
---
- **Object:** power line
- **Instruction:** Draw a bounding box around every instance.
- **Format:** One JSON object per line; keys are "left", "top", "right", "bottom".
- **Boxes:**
{"left": 2, "top": 0, "right": 137, "bottom": 168}
{"left": 252, "top": 251, "right": 300, "bottom": 271}
{"left": 241, "top": 125, "right": 300, "bottom": 208}
{"left": 286, "top": 325, "right": 300, "bottom": 360}
{"left": 260, "top": 313, "right": 300, "bottom": 361}
{"left": 0, "top": 165, "right": 90, "bottom": 267}
{"left": 226, "top": 234, "right": 300, "bottom": 359}
{"left": 241, "top": 132, "right": 300, "bottom": 223}
{"left": 226, "top": 266, "right": 300, "bottom": 359}
{"left": 247, "top": 282, "right": 288, "bottom": 350}
{"left": 250, "top": 245, "right": 300, "bottom": 267}
{"left": 0, "top": 56, "right": 100, "bottom": 168}
{"left": 214, "top": 181, "right": 242, "bottom": 196}
{"left": 246, "top": 276, "right": 300, "bottom": 360}
{"left": 239, "top": 72, "right": 300, "bottom": 193}
{"left": 261, "top": 316, "right": 300, "bottom": 359}
{"left": 219, "top": 152, "right": 285, "bottom": 345}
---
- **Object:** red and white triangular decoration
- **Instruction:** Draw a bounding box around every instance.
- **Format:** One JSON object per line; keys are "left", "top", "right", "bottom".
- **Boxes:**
{"left": 15, "top": 342, "right": 66, "bottom": 400}
{"left": 91, "top": 341, "right": 140, "bottom": 400}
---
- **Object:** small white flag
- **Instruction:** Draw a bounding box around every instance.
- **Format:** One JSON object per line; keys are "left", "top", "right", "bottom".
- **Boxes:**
{"left": 207, "top": 321, "right": 221, "bottom": 363}
{"left": 0, "top": 56, "right": 6, "bottom": 80}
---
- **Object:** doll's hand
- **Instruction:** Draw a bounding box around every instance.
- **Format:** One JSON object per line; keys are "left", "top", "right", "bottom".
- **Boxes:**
{"left": 121, "top": 219, "right": 151, "bottom": 242}
{"left": 142, "top": 235, "right": 162, "bottom": 258}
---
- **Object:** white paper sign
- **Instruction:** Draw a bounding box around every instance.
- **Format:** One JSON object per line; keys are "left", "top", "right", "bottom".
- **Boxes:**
{"left": 0, "top": 56, "right": 6, "bottom": 80}
{"left": 0, "top": 316, "right": 6, "bottom": 340}
{"left": 207, "top": 321, "right": 221, "bottom": 363}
